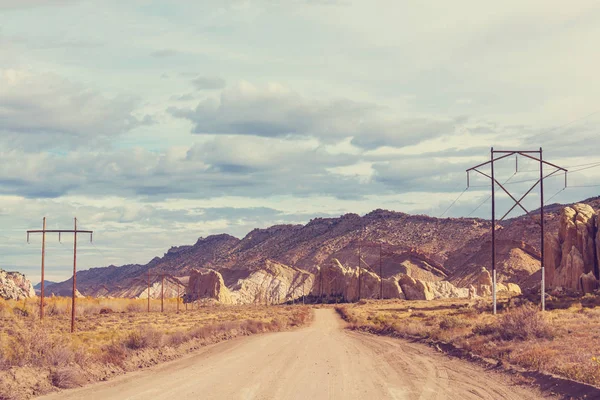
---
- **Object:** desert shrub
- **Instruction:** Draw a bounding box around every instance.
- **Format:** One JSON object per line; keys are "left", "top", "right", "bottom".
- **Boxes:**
{"left": 45, "top": 345, "right": 75, "bottom": 367}
{"left": 3, "top": 325, "right": 54, "bottom": 367}
{"left": 45, "top": 299, "right": 70, "bottom": 316}
{"left": 167, "top": 331, "right": 187, "bottom": 347}
{"left": 244, "top": 320, "right": 267, "bottom": 334}
{"left": 510, "top": 345, "right": 558, "bottom": 370}
{"left": 288, "top": 307, "right": 312, "bottom": 327}
{"left": 188, "top": 324, "right": 215, "bottom": 339}
{"left": 497, "top": 305, "right": 555, "bottom": 341}
{"left": 472, "top": 323, "right": 497, "bottom": 336}
{"left": 334, "top": 306, "right": 356, "bottom": 323}
{"left": 438, "top": 316, "right": 469, "bottom": 330}
{"left": 0, "top": 373, "right": 21, "bottom": 400}
{"left": 100, "top": 342, "right": 127, "bottom": 367}
{"left": 124, "top": 328, "right": 164, "bottom": 350}
{"left": 12, "top": 306, "right": 29, "bottom": 317}
{"left": 99, "top": 307, "right": 113, "bottom": 314}
{"left": 125, "top": 302, "right": 145, "bottom": 313}
{"left": 50, "top": 366, "right": 87, "bottom": 389}
{"left": 0, "top": 299, "right": 12, "bottom": 319}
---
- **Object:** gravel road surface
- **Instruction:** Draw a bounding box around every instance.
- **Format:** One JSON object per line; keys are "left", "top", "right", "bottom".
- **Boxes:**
{"left": 38, "top": 309, "right": 547, "bottom": 400}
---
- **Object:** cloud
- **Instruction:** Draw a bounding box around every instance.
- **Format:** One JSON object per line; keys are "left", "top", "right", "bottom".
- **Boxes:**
{"left": 191, "top": 76, "right": 226, "bottom": 90}
{"left": 170, "top": 93, "right": 196, "bottom": 101}
{"left": 150, "top": 49, "right": 180, "bottom": 58}
{"left": 169, "top": 81, "right": 459, "bottom": 149}
{"left": 0, "top": 0, "right": 77, "bottom": 10}
{"left": 0, "top": 69, "right": 148, "bottom": 150}
{"left": 0, "top": 137, "right": 372, "bottom": 201}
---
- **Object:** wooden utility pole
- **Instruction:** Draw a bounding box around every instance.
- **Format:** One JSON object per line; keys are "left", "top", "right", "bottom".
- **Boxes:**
{"left": 176, "top": 283, "right": 180, "bottom": 313}
{"left": 319, "top": 266, "right": 323, "bottom": 304}
{"left": 147, "top": 270, "right": 151, "bottom": 312}
{"left": 379, "top": 243, "right": 383, "bottom": 300}
{"left": 40, "top": 217, "right": 46, "bottom": 319}
{"left": 358, "top": 244, "right": 362, "bottom": 301}
{"left": 161, "top": 274, "right": 165, "bottom": 313}
{"left": 27, "top": 217, "right": 93, "bottom": 332}
{"left": 71, "top": 218, "right": 77, "bottom": 333}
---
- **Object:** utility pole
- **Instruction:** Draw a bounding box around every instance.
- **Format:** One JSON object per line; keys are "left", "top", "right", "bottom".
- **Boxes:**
{"left": 147, "top": 270, "right": 151, "bottom": 312}
{"left": 320, "top": 266, "right": 323, "bottom": 304}
{"left": 357, "top": 244, "right": 362, "bottom": 301}
{"left": 161, "top": 274, "right": 165, "bottom": 313}
{"left": 379, "top": 243, "right": 383, "bottom": 300}
{"left": 27, "top": 217, "right": 93, "bottom": 332}
{"left": 490, "top": 148, "right": 496, "bottom": 314}
{"left": 40, "top": 217, "right": 46, "bottom": 319}
{"left": 71, "top": 218, "right": 77, "bottom": 333}
{"left": 540, "top": 148, "right": 546, "bottom": 311}
{"left": 466, "top": 148, "right": 566, "bottom": 313}
{"left": 177, "top": 282, "right": 180, "bottom": 313}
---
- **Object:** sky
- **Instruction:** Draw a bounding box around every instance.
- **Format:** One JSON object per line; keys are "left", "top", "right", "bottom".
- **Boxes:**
{"left": 1, "top": 0, "right": 599, "bottom": 283}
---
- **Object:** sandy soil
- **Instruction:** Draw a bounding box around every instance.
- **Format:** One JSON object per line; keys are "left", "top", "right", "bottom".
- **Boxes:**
{"left": 37, "top": 309, "right": 548, "bottom": 400}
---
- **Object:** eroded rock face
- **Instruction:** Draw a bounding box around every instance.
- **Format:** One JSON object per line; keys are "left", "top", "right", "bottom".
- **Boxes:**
{"left": 228, "top": 260, "right": 314, "bottom": 305}
{"left": 398, "top": 275, "right": 432, "bottom": 300}
{"left": 597, "top": 209, "right": 600, "bottom": 277}
{"left": 186, "top": 269, "right": 233, "bottom": 304}
{"left": 398, "top": 274, "right": 469, "bottom": 300}
{"left": 472, "top": 267, "right": 521, "bottom": 297}
{"left": 476, "top": 267, "right": 493, "bottom": 297}
{"left": 315, "top": 259, "right": 404, "bottom": 302}
{"left": 546, "top": 204, "right": 599, "bottom": 293}
{"left": 580, "top": 271, "right": 599, "bottom": 293}
{"left": 0, "top": 269, "right": 35, "bottom": 300}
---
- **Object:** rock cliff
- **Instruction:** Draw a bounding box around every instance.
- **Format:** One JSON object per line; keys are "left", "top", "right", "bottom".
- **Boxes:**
{"left": 186, "top": 269, "right": 233, "bottom": 304}
{"left": 545, "top": 204, "right": 600, "bottom": 293}
{"left": 0, "top": 269, "right": 35, "bottom": 300}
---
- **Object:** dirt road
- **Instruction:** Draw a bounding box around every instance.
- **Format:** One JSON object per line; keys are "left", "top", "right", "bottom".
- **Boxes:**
{"left": 39, "top": 309, "right": 547, "bottom": 400}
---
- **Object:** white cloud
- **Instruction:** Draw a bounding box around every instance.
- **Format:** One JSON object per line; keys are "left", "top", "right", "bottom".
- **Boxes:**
{"left": 170, "top": 81, "right": 460, "bottom": 149}
{"left": 0, "top": 69, "right": 147, "bottom": 149}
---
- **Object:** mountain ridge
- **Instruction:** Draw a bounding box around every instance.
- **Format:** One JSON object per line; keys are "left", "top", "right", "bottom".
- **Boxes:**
{"left": 46, "top": 196, "right": 600, "bottom": 300}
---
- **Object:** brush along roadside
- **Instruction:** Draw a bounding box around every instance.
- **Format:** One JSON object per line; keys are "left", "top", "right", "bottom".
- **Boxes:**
{"left": 0, "top": 297, "right": 312, "bottom": 400}
{"left": 336, "top": 298, "right": 600, "bottom": 398}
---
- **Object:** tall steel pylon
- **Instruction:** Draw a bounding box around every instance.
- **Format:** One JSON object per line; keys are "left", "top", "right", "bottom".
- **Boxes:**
{"left": 466, "top": 148, "right": 567, "bottom": 313}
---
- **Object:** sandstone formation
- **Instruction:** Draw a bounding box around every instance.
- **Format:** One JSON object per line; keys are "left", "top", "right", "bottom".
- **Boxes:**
{"left": 228, "top": 260, "right": 315, "bottom": 305}
{"left": 314, "top": 259, "right": 403, "bottom": 302}
{"left": 0, "top": 269, "right": 35, "bottom": 300}
{"left": 545, "top": 204, "right": 600, "bottom": 293}
{"left": 398, "top": 275, "right": 469, "bottom": 300}
{"left": 471, "top": 268, "right": 521, "bottom": 297}
{"left": 186, "top": 269, "right": 233, "bottom": 304}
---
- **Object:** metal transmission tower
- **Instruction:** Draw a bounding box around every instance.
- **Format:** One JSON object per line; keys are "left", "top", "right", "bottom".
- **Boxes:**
{"left": 27, "top": 217, "right": 93, "bottom": 332}
{"left": 466, "top": 148, "right": 567, "bottom": 313}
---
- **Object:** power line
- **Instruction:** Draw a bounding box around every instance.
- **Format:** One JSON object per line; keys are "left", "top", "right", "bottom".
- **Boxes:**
{"left": 439, "top": 187, "right": 468, "bottom": 217}
{"left": 544, "top": 188, "right": 565, "bottom": 205}
{"left": 527, "top": 109, "right": 600, "bottom": 139}
{"left": 568, "top": 184, "right": 600, "bottom": 188}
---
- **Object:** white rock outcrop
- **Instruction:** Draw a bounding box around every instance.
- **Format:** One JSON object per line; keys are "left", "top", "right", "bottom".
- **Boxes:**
{"left": 545, "top": 204, "right": 600, "bottom": 293}
{"left": 0, "top": 269, "right": 35, "bottom": 300}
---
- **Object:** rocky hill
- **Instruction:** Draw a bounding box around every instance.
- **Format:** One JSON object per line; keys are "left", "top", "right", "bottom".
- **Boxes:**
{"left": 46, "top": 196, "right": 600, "bottom": 303}
{"left": 0, "top": 269, "right": 35, "bottom": 300}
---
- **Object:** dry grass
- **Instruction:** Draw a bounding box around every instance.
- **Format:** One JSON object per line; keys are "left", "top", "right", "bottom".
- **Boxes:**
{"left": 336, "top": 296, "right": 600, "bottom": 388}
{"left": 0, "top": 297, "right": 312, "bottom": 400}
